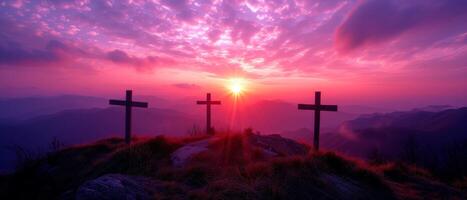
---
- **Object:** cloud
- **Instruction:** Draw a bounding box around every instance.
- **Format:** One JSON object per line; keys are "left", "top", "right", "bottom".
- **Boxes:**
{"left": 161, "top": 0, "right": 197, "bottom": 21}
{"left": 0, "top": 38, "right": 173, "bottom": 70}
{"left": 335, "top": 0, "right": 467, "bottom": 52}
{"left": 106, "top": 49, "right": 175, "bottom": 70}
{"left": 231, "top": 19, "right": 260, "bottom": 45}
{"left": 172, "top": 83, "right": 201, "bottom": 90}
{"left": 106, "top": 50, "right": 146, "bottom": 65}
{"left": 0, "top": 0, "right": 465, "bottom": 83}
{"left": 0, "top": 40, "right": 84, "bottom": 67}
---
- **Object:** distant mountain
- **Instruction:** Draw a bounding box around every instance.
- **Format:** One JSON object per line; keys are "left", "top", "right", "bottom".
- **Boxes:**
{"left": 412, "top": 105, "right": 453, "bottom": 112}
{"left": 0, "top": 107, "right": 199, "bottom": 172}
{"left": 338, "top": 105, "right": 391, "bottom": 114}
{"left": 0, "top": 94, "right": 382, "bottom": 131}
{"left": 0, "top": 95, "right": 107, "bottom": 120}
{"left": 344, "top": 107, "right": 467, "bottom": 135}
{"left": 238, "top": 100, "right": 359, "bottom": 134}
{"left": 162, "top": 99, "right": 364, "bottom": 134}
{"left": 325, "top": 107, "right": 467, "bottom": 180}
{"left": 0, "top": 95, "right": 174, "bottom": 121}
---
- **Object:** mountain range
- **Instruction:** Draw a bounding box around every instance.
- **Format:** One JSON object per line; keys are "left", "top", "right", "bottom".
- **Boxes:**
{"left": 0, "top": 107, "right": 199, "bottom": 172}
{"left": 1, "top": 95, "right": 463, "bottom": 175}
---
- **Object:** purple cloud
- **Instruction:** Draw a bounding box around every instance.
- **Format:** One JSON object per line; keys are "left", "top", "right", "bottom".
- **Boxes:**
{"left": 336, "top": 0, "right": 467, "bottom": 52}
{"left": 0, "top": 0, "right": 465, "bottom": 91}
{"left": 106, "top": 49, "right": 176, "bottom": 70}
{"left": 161, "top": 0, "right": 197, "bottom": 21}
{"left": 172, "top": 83, "right": 201, "bottom": 90}
{"left": 0, "top": 38, "right": 172, "bottom": 70}
{"left": 0, "top": 40, "right": 84, "bottom": 67}
{"left": 106, "top": 50, "right": 139, "bottom": 64}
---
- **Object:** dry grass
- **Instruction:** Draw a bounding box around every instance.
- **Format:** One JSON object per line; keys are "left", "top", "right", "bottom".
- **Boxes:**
{"left": 0, "top": 136, "right": 190, "bottom": 199}
{"left": 152, "top": 134, "right": 396, "bottom": 199}
{"left": 2, "top": 132, "right": 463, "bottom": 199}
{"left": 374, "top": 162, "right": 433, "bottom": 182}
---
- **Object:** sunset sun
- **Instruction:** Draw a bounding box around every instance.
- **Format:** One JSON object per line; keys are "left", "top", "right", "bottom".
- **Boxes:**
{"left": 228, "top": 78, "right": 245, "bottom": 96}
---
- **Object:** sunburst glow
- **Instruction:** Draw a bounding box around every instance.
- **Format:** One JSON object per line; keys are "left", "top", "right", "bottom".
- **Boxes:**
{"left": 228, "top": 78, "right": 245, "bottom": 96}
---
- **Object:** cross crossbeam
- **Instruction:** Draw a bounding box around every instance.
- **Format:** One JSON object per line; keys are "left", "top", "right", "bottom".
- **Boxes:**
{"left": 298, "top": 91, "right": 338, "bottom": 151}
{"left": 196, "top": 93, "right": 221, "bottom": 135}
{"left": 109, "top": 90, "right": 148, "bottom": 144}
{"left": 108, "top": 100, "right": 148, "bottom": 108}
{"left": 297, "top": 104, "right": 337, "bottom": 111}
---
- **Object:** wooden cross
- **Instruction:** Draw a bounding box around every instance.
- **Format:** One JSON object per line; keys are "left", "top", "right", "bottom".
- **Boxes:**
{"left": 109, "top": 90, "right": 148, "bottom": 144}
{"left": 196, "top": 93, "right": 221, "bottom": 135}
{"left": 298, "top": 91, "right": 338, "bottom": 151}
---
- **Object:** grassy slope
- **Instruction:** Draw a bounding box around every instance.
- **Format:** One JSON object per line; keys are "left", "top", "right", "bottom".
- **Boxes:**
{"left": 0, "top": 133, "right": 465, "bottom": 199}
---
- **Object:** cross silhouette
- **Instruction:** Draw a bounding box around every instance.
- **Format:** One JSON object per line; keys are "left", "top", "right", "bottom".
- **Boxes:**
{"left": 109, "top": 90, "right": 148, "bottom": 144}
{"left": 196, "top": 93, "right": 221, "bottom": 135}
{"left": 298, "top": 91, "right": 338, "bottom": 151}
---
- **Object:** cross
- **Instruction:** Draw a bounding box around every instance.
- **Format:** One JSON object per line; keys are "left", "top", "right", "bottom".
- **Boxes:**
{"left": 109, "top": 90, "right": 148, "bottom": 144}
{"left": 298, "top": 91, "right": 338, "bottom": 151}
{"left": 196, "top": 93, "right": 221, "bottom": 135}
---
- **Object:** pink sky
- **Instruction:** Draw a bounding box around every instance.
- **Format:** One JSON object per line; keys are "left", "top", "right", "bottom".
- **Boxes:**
{"left": 0, "top": 0, "right": 466, "bottom": 108}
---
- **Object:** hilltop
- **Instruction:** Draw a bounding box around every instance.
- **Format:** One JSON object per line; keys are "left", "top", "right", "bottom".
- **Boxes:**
{"left": 0, "top": 132, "right": 465, "bottom": 200}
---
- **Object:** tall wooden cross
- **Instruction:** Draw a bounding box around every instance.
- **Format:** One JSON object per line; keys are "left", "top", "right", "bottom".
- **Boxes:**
{"left": 298, "top": 91, "right": 338, "bottom": 151}
{"left": 109, "top": 90, "right": 148, "bottom": 144}
{"left": 196, "top": 93, "right": 221, "bottom": 135}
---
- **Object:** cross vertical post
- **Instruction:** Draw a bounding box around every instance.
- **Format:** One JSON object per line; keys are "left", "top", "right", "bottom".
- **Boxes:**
{"left": 109, "top": 90, "right": 148, "bottom": 144}
{"left": 314, "top": 91, "right": 321, "bottom": 151}
{"left": 206, "top": 93, "right": 211, "bottom": 135}
{"left": 125, "top": 90, "right": 132, "bottom": 144}
{"left": 197, "top": 93, "right": 221, "bottom": 135}
{"left": 298, "top": 91, "right": 338, "bottom": 151}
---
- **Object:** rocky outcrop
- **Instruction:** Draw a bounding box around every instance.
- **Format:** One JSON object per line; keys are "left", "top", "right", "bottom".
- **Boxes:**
{"left": 170, "top": 134, "right": 309, "bottom": 167}
{"left": 75, "top": 174, "right": 161, "bottom": 200}
{"left": 248, "top": 134, "right": 308, "bottom": 156}
{"left": 171, "top": 138, "right": 211, "bottom": 167}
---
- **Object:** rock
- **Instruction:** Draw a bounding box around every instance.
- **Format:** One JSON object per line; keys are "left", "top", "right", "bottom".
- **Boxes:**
{"left": 75, "top": 174, "right": 161, "bottom": 200}
{"left": 170, "top": 134, "right": 308, "bottom": 167}
{"left": 248, "top": 134, "right": 308, "bottom": 156}
{"left": 171, "top": 138, "right": 211, "bottom": 167}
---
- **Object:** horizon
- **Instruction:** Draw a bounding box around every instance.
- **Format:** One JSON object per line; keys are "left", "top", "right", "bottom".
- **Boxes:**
{"left": 0, "top": 92, "right": 463, "bottom": 112}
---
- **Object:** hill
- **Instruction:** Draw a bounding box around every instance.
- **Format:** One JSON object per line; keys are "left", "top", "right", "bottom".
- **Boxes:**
{"left": 0, "top": 95, "right": 172, "bottom": 121}
{"left": 0, "top": 132, "right": 464, "bottom": 199}
{"left": 0, "top": 107, "right": 199, "bottom": 172}
{"left": 0, "top": 95, "right": 107, "bottom": 121}
{"left": 324, "top": 107, "right": 467, "bottom": 181}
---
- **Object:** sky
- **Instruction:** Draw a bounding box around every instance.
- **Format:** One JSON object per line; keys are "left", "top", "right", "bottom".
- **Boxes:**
{"left": 0, "top": 0, "right": 466, "bottom": 109}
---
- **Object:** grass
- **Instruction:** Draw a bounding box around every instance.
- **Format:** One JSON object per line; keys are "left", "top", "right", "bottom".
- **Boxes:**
{"left": 0, "top": 134, "right": 214, "bottom": 199}
{"left": 94, "top": 136, "right": 181, "bottom": 175}
{"left": 1, "top": 132, "right": 463, "bottom": 199}
{"left": 151, "top": 133, "right": 396, "bottom": 199}
{"left": 376, "top": 162, "right": 433, "bottom": 182}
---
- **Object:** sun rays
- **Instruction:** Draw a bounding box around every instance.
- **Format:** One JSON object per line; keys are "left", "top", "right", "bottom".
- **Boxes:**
{"left": 227, "top": 77, "right": 246, "bottom": 97}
